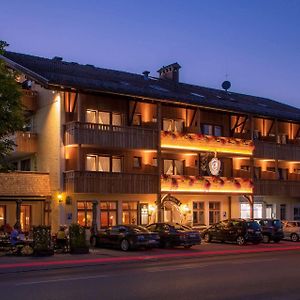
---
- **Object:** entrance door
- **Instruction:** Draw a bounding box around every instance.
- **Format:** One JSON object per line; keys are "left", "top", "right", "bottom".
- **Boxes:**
{"left": 163, "top": 200, "right": 181, "bottom": 223}
{"left": 20, "top": 205, "right": 31, "bottom": 232}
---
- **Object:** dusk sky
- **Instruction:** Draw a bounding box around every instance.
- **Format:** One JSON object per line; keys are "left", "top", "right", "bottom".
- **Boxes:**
{"left": 2, "top": 0, "right": 300, "bottom": 108}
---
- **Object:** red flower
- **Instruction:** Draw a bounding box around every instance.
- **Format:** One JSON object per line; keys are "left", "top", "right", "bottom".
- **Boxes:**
{"left": 204, "top": 179, "right": 211, "bottom": 189}
{"left": 171, "top": 178, "right": 178, "bottom": 189}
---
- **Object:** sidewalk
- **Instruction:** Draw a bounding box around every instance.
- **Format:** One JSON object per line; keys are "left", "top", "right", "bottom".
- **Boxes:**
{"left": 1, "top": 241, "right": 300, "bottom": 273}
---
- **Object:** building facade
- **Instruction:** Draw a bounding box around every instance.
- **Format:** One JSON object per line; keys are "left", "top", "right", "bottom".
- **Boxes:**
{"left": 1, "top": 52, "right": 300, "bottom": 232}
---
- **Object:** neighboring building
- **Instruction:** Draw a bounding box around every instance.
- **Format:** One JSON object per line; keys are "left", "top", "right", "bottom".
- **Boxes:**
{"left": 1, "top": 51, "right": 300, "bottom": 232}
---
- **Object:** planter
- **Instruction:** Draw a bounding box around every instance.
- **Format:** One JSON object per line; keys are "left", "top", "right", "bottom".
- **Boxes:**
{"left": 69, "top": 224, "right": 89, "bottom": 254}
{"left": 33, "top": 225, "right": 54, "bottom": 256}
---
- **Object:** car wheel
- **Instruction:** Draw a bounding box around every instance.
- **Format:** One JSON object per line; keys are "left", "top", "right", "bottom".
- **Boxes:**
{"left": 236, "top": 236, "right": 246, "bottom": 246}
{"left": 291, "top": 233, "right": 299, "bottom": 242}
{"left": 263, "top": 235, "right": 270, "bottom": 243}
{"left": 184, "top": 245, "right": 192, "bottom": 249}
{"left": 120, "top": 239, "right": 130, "bottom": 251}
{"left": 90, "top": 236, "right": 97, "bottom": 248}
{"left": 204, "top": 233, "right": 211, "bottom": 243}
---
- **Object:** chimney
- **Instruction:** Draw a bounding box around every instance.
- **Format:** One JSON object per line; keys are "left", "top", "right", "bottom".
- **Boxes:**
{"left": 157, "top": 62, "right": 181, "bottom": 83}
{"left": 142, "top": 70, "right": 150, "bottom": 80}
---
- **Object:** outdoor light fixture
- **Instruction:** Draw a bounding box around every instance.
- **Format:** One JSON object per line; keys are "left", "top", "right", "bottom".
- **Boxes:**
{"left": 148, "top": 204, "right": 156, "bottom": 216}
{"left": 57, "top": 193, "right": 63, "bottom": 203}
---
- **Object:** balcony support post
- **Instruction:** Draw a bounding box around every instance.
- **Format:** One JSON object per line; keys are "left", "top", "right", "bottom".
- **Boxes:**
{"left": 15, "top": 199, "right": 22, "bottom": 229}
{"left": 92, "top": 200, "right": 98, "bottom": 234}
{"left": 77, "top": 144, "right": 82, "bottom": 171}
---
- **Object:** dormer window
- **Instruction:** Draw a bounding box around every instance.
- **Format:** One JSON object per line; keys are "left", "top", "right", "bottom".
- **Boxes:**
{"left": 163, "top": 118, "right": 184, "bottom": 132}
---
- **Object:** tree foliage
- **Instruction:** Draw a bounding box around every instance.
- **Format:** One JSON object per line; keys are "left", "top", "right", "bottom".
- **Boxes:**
{"left": 0, "top": 41, "right": 24, "bottom": 170}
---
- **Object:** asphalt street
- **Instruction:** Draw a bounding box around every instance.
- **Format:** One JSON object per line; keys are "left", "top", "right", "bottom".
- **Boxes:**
{"left": 0, "top": 249, "right": 300, "bottom": 300}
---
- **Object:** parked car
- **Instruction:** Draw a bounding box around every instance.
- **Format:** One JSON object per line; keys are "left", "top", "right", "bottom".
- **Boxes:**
{"left": 282, "top": 221, "right": 300, "bottom": 242}
{"left": 192, "top": 224, "right": 208, "bottom": 233}
{"left": 90, "top": 225, "right": 159, "bottom": 251}
{"left": 146, "top": 222, "right": 201, "bottom": 248}
{"left": 202, "top": 219, "right": 263, "bottom": 245}
{"left": 254, "top": 219, "right": 283, "bottom": 243}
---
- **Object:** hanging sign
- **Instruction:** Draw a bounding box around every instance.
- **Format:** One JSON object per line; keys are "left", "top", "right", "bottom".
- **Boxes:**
{"left": 209, "top": 157, "right": 221, "bottom": 176}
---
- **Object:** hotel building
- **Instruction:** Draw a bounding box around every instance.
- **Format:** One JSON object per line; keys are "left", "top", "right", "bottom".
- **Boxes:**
{"left": 1, "top": 52, "right": 300, "bottom": 232}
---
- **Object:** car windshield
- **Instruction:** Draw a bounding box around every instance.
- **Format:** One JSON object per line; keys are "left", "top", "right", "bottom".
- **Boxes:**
{"left": 172, "top": 224, "right": 191, "bottom": 231}
{"left": 246, "top": 221, "right": 260, "bottom": 230}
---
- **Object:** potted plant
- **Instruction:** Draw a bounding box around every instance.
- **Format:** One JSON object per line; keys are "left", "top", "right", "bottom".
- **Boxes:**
{"left": 33, "top": 225, "right": 54, "bottom": 256}
{"left": 69, "top": 224, "right": 89, "bottom": 254}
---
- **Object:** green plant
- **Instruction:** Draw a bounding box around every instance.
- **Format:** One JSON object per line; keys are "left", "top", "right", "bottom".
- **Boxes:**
{"left": 33, "top": 225, "right": 53, "bottom": 255}
{"left": 69, "top": 224, "right": 88, "bottom": 252}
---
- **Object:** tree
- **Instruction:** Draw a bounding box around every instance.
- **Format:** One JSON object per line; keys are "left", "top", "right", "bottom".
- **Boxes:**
{"left": 0, "top": 41, "right": 24, "bottom": 170}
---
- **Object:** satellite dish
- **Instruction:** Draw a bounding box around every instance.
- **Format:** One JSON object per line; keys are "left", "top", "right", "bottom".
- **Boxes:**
{"left": 222, "top": 80, "right": 231, "bottom": 91}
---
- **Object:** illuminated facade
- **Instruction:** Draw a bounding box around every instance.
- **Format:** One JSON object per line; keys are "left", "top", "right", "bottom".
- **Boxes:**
{"left": 1, "top": 53, "right": 300, "bottom": 232}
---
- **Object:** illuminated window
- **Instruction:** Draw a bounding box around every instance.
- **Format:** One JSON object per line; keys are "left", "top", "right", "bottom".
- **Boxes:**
{"left": 133, "top": 156, "right": 142, "bottom": 168}
{"left": 201, "top": 124, "right": 222, "bottom": 136}
{"left": 209, "top": 202, "right": 220, "bottom": 225}
{"left": 163, "top": 119, "right": 184, "bottom": 132}
{"left": 86, "top": 110, "right": 123, "bottom": 127}
{"left": 86, "top": 110, "right": 97, "bottom": 123}
{"left": 99, "top": 111, "right": 110, "bottom": 125}
{"left": 240, "top": 203, "right": 262, "bottom": 219}
{"left": 20, "top": 205, "right": 31, "bottom": 232}
{"left": 193, "top": 202, "right": 205, "bottom": 225}
{"left": 86, "top": 155, "right": 122, "bottom": 173}
{"left": 122, "top": 201, "right": 138, "bottom": 225}
{"left": 0, "top": 206, "right": 6, "bottom": 227}
{"left": 98, "top": 156, "right": 110, "bottom": 172}
{"left": 77, "top": 201, "right": 92, "bottom": 228}
{"left": 112, "top": 113, "right": 122, "bottom": 126}
{"left": 132, "top": 114, "right": 142, "bottom": 126}
{"left": 100, "top": 201, "right": 117, "bottom": 228}
{"left": 86, "top": 155, "right": 97, "bottom": 171}
{"left": 164, "top": 159, "right": 183, "bottom": 175}
{"left": 112, "top": 157, "right": 122, "bottom": 173}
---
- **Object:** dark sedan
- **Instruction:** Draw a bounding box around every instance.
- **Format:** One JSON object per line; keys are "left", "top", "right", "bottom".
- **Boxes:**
{"left": 202, "top": 219, "right": 263, "bottom": 245}
{"left": 254, "top": 219, "right": 283, "bottom": 243}
{"left": 90, "top": 225, "right": 159, "bottom": 251}
{"left": 146, "top": 222, "right": 201, "bottom": 248}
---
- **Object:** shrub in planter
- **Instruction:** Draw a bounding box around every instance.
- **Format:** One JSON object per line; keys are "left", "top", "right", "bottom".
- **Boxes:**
{"left": 69, "top": 224, "right": 89, "bottom": 254}
{"left": 33, "top": 225, "right": 54, "bottom": 256}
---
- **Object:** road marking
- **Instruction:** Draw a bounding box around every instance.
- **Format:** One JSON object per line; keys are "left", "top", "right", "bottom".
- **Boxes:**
{"left": 16, "top": 274, "right": 109, "bottom": 286}
{"left": 146, "top": 263, "right": 210, "bottom": 272}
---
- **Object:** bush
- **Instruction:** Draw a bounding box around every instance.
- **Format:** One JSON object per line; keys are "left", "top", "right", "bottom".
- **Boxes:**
{"left": 69, "top": 224, "right": 89, "bottom": 254}
{"left": 33, "top": 225, "right": 54, "bottom": 256}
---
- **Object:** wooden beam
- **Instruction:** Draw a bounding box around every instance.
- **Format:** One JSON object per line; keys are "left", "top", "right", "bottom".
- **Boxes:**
{"left": 230, "top": 116, "right": 240, "bottom": 134}
{"left": 128, "top": 100, "right": 138, "bottom": 125}
{"left": 267, "top": 119, "right": 275, "bottom": 136}
{"left": 240, "top": 116, "right": 248, "bottom": 133}
{"left": 71, "top": 92, "right": 78, "bottom": 113}
{"left": 189, "top": 108, "right": 197, "bottom": 127}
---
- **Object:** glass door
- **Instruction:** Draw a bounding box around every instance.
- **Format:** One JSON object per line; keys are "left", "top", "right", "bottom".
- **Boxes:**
{"left": 20, "top": 205, "right": 31, "bottom": 232}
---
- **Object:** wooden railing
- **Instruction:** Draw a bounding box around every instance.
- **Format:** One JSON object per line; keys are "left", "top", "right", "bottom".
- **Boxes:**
{"left": 11, "top": 131, "right": 38, "bottom": 154}
{"left": 254, "top": 140, "right": 300, "bottom": 161}
{"left": 64, "top": 171, "right": 158, "bottom": 194}
{"left": 21, "top": 90, "right": 38, "bottom": 111}
{"left": 254, "top": 179, "right": 300, "bottom": 197}
{"left": 64, "top": 122, "right": 158, "bottom": 149}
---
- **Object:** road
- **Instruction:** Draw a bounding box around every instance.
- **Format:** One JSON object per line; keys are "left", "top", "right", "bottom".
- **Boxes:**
{"left": 0, "top": 249, "right": 299, "bottom": 300}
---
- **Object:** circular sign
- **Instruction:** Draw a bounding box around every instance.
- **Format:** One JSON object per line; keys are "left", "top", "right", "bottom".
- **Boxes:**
{"left": 209, "top": 157, "right": 221, "bottom": 176}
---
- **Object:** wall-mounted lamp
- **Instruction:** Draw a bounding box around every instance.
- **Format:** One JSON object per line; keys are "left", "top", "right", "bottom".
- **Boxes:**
{"left": 57, "top": 193, "right": 63, "bottom": 203}
{"left": 148, "top": 204, "right": 156, "bottom": 216}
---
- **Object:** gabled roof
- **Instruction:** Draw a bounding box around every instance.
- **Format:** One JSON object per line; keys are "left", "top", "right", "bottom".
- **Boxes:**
{"left": 2, "top": 51, "right": 300, "bottom": 122}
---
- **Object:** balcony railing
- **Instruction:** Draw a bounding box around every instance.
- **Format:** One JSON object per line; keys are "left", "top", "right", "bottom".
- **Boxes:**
{"left": 11, "top": 131, "right": 38, "bottom": 154}
{"left": 21, "top": 90, "right": 38, "bottom": 111}
{"left": 64, "top": 122, "right": 158, "bottom": 150}
{"left": 161, "top": 175, "right": 253, "bottom": 194}
{"left": 64, "top": 171, "right": 158, "bottom": 194}
{"left": 254, "top": 140, "right": 300, "bottom": 161}
{"left": 161, "top": 132, "right": 254, "bottom": 155}
{"left": 254, "top": 179, "right": 300, "bottom": 197}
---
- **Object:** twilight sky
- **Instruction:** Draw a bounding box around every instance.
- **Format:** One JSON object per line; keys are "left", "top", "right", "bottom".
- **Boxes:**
{"left": 2, "top": 0, "right": 300, "bottom": 108}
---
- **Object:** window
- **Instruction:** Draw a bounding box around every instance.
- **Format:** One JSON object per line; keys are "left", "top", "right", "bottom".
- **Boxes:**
{"left": 122, "top": 201, "right": 138, "bottom": 225}
{"left": 201, "top": 124, "right": 222, "bottom": 136}
{"left": 20, "top": 205, "right": 31, "bottom": 232}
{"left": 254, "top": 167, "right": 261, "bottom": 179}
{"left": 294, "top": 207, "right": 300, "bottom": 221}
{"left": 21, "top": 159, "right": 31, "bottom": 171}
{"left": 163, "top": 119, "right": 184, "bottom": 132}
{"left": 152, "top": 158, "right": 157, "bottom": 167}
{"left": 86, "top": 110, "right": 97, "bottom": 123}
{"left": 241, "top": 165, "right": 250, "bottom": 171}
{"left": 133, "top": 157, "right": 142, "bottom": 168}
{"left": 132, "top": 114, "right": 142, "bottom": 126}
{"left": 267, "top": 167, "right": 276, "bottom": 172}
{"left": 140, "top": 203, "right": 149, "bottom": 225}
{"left": 77, "top": 201, "right": 93, "bottom": 228}
{"left": 86, "top": 155, "right": 122, "bottom": 173}
{"left": 0, "top": 206, "right": 6, "bottom": 227}
{"left": 193, "top": 202, "right": 205, "bottom": 225}
{"left": 85, "top": 109, "right": 123, "bottom": 126}
{"left": 209, "top": 202, "right": 220, "bottom": 225}
{"left": 163, "top": 159, "right": 184, "bottom": 175}
{"left": 280, "top": 204, "right": 286, "bottom": 220}
{"left": 100, "top": 201, "right": 117, "bottom": 228}
{"left": 240, "top": 203, "right": 262, "bottom": 219}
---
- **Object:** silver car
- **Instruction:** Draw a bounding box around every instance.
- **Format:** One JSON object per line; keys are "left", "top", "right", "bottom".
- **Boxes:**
{"left": 282, "top": 221, "right": 300, "bottom": 242}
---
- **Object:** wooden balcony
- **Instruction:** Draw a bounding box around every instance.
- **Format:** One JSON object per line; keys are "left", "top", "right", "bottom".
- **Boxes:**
{"left": 254, "top": 179, "right": 300, "bottom": 197}
{"left": 64, "top": 171, "right": 158, "bottom": 194}
{"left": 21, "top": 90, "right": 38, "bottom": 111}
{"left": 11, "top": 132, "right": 38, "bottom": 156}
{"left": 254, "top": 140, "right": 300, "bottom": 161}
{"left": 64, "top": 122, "right": 158, "bottom": 150}
{"left": 161, "top": 132, "right": 254, "bottom": 155}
